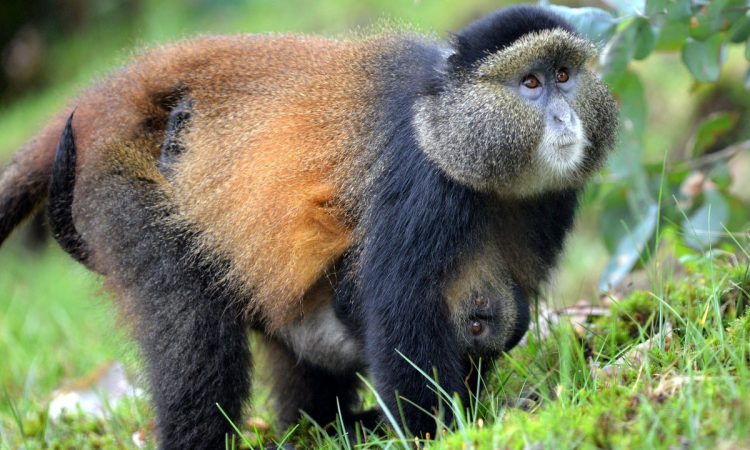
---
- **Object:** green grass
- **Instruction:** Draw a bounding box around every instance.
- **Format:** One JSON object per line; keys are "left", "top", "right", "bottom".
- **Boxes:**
{"left": 0, "top": 236, "right": 148, "bottom": 447}
{"left": 292, "top": 248, "right": 750, "bottom": 449}
{"left": 0, "top": 241, "right": 119, "bottom": 401}
{"left": 2, "top": 226, "right": 749, "bottom": 448}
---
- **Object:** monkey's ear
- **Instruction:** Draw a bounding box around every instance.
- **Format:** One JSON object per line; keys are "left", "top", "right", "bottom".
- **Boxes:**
{"left": 446, "top": 33, "right": 477, "bottom": 74}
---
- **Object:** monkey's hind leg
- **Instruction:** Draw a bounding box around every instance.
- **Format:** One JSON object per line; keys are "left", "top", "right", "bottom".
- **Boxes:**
{"left": 49, "top": 118, "right": 252, "bottom": 450}
{"left": 101, "top": 195, "right": 251, "bottom": 449}
{"left": 130, "top": 261, "right": 251, "bottom": 449}
{"left": 125, "top": 245, "right": 252, "bottom": 450}
{"left": 87, "top": 183, "right": 251, "bottom": 450}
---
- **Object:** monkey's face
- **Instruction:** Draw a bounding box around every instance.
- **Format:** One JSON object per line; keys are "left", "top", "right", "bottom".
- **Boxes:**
{"left": 413, "top": 29, "right": 618, "bottom": 197}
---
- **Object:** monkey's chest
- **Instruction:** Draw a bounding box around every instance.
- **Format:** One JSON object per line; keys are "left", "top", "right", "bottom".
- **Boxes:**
{"left": 275, "top": 304, "right": 363, "bottom": 373}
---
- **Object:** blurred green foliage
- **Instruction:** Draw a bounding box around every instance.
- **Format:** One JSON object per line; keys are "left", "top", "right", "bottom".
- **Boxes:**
{"left": 551, "top": 0, "right": 750, "bottom": 295}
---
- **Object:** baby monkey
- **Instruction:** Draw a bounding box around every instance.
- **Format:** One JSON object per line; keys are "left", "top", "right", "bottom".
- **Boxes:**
{"left": 0, "top": 5, "right": 617, "bottom": 449}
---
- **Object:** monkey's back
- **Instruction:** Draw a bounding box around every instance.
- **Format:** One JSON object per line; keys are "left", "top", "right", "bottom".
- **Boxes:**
{"left": 68, "top": 35, "right": 396, "bottom": 328}
{"left": 165, "top": 36, "right": 386, "bottom": 328}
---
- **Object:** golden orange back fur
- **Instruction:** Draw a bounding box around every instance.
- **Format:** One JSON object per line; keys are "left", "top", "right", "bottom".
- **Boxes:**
{"left": 65, "top": 35, "right": 389, "bottom": 329}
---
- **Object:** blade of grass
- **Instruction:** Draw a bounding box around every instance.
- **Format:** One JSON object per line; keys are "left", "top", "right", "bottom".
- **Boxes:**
{"left": 355, "top": 374, "right": 409, "bottom": 448}
{"left": 216, "top": 403, "right": 253, "bottom": 449}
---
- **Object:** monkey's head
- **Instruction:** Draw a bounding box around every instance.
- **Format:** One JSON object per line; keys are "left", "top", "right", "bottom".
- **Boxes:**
{"left": 413, "top": 6, "right": 618, "bottom": 197}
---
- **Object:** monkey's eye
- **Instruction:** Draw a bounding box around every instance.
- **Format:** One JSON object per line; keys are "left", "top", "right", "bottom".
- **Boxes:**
{"left": 521, "top": 74, "right": 540, "bottom": 89}
{"left": 556, "top": 68, "right": 570, "bottom": 83}
{"left": 470, "top": 321, "right": 483, "bottom": 336}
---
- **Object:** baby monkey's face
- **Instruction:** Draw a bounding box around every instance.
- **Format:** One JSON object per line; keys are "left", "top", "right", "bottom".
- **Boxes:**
{"left": 444, "top": 247, "right": 529, "bottom": 358}
{"left": 458, "top": 284, "right": 530, "bottom": 358}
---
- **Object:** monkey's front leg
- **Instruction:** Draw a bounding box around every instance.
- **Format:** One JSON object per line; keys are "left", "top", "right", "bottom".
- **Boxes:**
{"left": 362, "top": 294, "right": 468, "bottom": 437}
{"left": 354, "top": 184, "right": 479, "bottom": 436}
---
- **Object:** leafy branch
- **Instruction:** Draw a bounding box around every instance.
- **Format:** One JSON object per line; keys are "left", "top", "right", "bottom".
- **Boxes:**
{"left": 546, "top": 0, "right": 750, "bottom": 292}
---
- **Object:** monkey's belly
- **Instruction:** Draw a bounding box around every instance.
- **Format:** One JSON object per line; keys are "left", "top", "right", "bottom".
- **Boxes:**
{"left": 275, "top": 304, "right": 362, "bottom": 373}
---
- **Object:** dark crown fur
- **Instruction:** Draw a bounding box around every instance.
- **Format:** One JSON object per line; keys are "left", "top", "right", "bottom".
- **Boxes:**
{"left": 449, "top": 5, "right": 577, "bottom": 71}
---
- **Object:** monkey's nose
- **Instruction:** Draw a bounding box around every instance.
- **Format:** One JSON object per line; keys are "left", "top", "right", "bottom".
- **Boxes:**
{"left": 549, "top": 99, "right": 573, "bottom": 127}
{"left": 553, "top": 110, "right": 573, "bottom": 126}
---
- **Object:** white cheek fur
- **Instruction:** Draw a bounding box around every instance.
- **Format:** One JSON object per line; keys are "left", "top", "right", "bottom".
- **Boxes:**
{"left": 537, "top": 114, "right": 588, "bottom": 177}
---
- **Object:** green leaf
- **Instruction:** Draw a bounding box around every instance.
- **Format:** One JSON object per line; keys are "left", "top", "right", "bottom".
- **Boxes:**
{"left": 650, "top": 0, "right": 693, "bottom": 50}
{"left": 688, "top": 0, "right": 730, "bottom": 41}
{"left": 655, "top": 20, "right": 689, "bottom": 50}
{"left": 682, "top": 189, "right": 730, "bottom": 250}
{"left": 607, "top": 71, "right": 647, "bottom": 180}
{"left": 607, "top": 72, "right": 651, "bottom": 203}
{"left": 598, "top": 202, "right": 658, "bottom": 292}
{"left": 666, "top": 0, "right": 693, "bottom": 21}
{"left": 601, "top": 19, "right": 639, "bottom": 85}
{"left": 634, "top": 17, "right": 658, "bottom": 59}
{"left": 646, "top": 0, "right": 669, "bottom": 17}
{"left": 721, "top": 0, "right": 750, "bottom": 26}
{"left": 646, "top": 0, "right": 692, "bottom": 26}
{"left": 708, "top": 162, "right": 732, "bottom": 192}
{"left": 745, "top": 67, "right": 750, "bottom": 89}
{"left": 728, "top": 12, "right": 750, "bottom": 43}
{"left": 746, "top": 36, "right": 750, "bottom": 60}
{"left": 546, "top": 6, "right": 618, "bottom": 43}
{"left": 681, "top": 35, "right": 726, "bottom": 83}
{"left": 598, "top": 188, "right": 630, "bottom": 253}
{"left": 603, "top": 0, "right": 646, "bottom": 16}
{"left": 611, "top": 71, "right": 647, "bottom": 137}
{"left": 691, "top": 112, "right": 739, "bottom": 157}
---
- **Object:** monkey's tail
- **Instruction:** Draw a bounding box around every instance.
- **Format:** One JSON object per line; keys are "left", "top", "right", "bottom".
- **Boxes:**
{"left": 0, "top": 112, "right": 69, "bottom": 248}
{"left": 47, "top": 113, "right": 90, "bottom": 265}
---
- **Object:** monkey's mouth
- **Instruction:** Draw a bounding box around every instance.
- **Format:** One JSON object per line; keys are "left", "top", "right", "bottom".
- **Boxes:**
{"left": 548, "top": 139, "right": 581, "bottom": 159}
{"left": 552, "top": 133, "right": 581, "bottom": 151}
{"left": 537, "top": 134, "right": 586, "bottom": 177}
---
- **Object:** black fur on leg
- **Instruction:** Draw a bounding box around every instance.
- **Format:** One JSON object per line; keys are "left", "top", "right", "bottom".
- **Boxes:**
{"left": 332, "top": 42, "right": 493, "bottom": 437}
{"left": 107, "top": 189, "right": 251, "bottom": 449}
{"left": 353, "top": 151, "right": 484, "bottom": 436}
{"left": 97, "top": 181, "right": 251, "bottom": 450}
{"left": 54, "top": 123, "right": 252, "bottom": 449}
{"left": 263, "top": 338, "right": 376, "bottom": 437}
